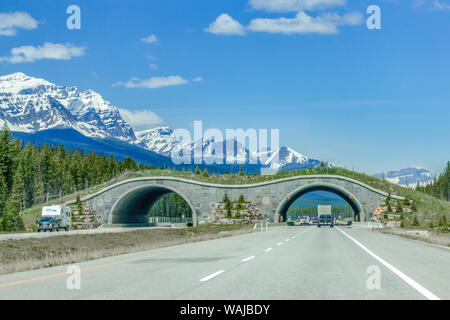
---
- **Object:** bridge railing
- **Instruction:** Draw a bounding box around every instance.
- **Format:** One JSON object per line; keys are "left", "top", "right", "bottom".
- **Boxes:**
{"left": 149, "top": 216, "right": 193, "bottom": 224}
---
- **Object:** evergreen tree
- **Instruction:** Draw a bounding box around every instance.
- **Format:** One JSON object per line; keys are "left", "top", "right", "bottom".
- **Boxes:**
{"left": 0, "top": 123, "right": 13, "bottom": 191}
{"left": 412, "top": 215, "right": 420, "bottom": 227}
{"left": 3, "top": 160, "right": 25, "bottom": 231}
{"left": 222, "top": 192, "right": 230, "bottom": 203}
{"left": 439, "top": 215, "right": 447, "bottom": 226}
{"left": 0, "top": 175, "right": 7, "bottom": 220}
{"left": 396, "top": 200, "right": 403, "bottom": 213}
{"left": 202, "top": 168, "right": 209, "bottom": 177}
{"left": 239, "top": 167, "right": 244, "bottom": 176}
{"left": 195, "top": 166, "right": 201, "bottom": 175}
{"left": 76, "top": 195, "right": 83, "bottom": 215}
{"left": 411, "top": 201, "right": 418, "bottom": 213}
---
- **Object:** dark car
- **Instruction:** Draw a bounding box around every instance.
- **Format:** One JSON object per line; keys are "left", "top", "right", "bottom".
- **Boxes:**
{"left": 317, "top": 214, "right": 334, "bottom": 228}
{"left": 37, "top": 217, "right": 58, "bottom": 232}
{"left": 312, "top": 217, "right": 319, "bottom": 224}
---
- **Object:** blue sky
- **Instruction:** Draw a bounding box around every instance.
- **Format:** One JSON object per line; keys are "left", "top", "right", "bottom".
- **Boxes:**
{"left": 0, "top": 0, "right": 449, "bottom": 174}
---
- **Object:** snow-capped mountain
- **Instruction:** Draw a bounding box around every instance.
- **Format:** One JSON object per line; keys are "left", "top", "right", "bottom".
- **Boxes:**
{"left": 373, "top": 167, "right": 434, "bottom": 187}
{"left": 0, "top": 73, "right": 135, "bottom": 141}
{"left": 134, "top": 127, "right": 179, "bottom": 156}
{"left": 253, "top": 146, "right": 324, "bottom": 171}
{"left": 0, "top": 72, "right": 329, "bottom": 172}
{"left": 135, "top": 127, "right": 326, "bottom": 170}
{"left": 135, "top": 127, "right": 259, "bottom": 164}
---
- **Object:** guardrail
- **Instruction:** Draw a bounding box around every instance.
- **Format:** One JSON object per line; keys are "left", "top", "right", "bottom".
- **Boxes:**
{"left": 254, "top": 220, "right": 270, "bottom": 231}
{"left": 148, "top": 216, "right": 193, "bottom": 224}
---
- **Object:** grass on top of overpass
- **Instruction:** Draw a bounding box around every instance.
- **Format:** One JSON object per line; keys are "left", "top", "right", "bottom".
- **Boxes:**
{"left": 18, "top": 167, "right": 450, "bottom": 233}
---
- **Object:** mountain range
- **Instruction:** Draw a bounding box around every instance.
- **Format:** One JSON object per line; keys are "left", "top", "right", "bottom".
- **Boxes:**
{"left": 0, "top": 73, "right": 435, "bottom": 184}
{"left": 373, "top": 167, "right": 434, "bottom": 187}
{"left": 0, "top": 72, "right": 326, "bottom": 172}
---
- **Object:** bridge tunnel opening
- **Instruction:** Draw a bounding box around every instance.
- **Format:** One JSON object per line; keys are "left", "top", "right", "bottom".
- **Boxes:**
{"left": 278, "top": 185, "right": 363, "bottom": 224}
{"left": 109, "top": 185, "right": 194, "bottom": 226}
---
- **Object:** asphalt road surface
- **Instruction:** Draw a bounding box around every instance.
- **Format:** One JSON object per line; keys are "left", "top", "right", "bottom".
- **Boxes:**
{"left": 0, "top": 226, "right": 449, "bottom": 300}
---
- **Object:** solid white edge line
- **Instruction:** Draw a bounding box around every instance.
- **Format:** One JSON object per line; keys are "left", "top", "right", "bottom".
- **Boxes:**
{"left": 277, "top": 242, "right": 283, "bottom": 246}
{"left": 265, "top": 248, "right": 272, "bottom": 252}
{"left": 242, "top": 256, "right": 255, "bottom": 262}
{"left": 336, "top": 227, "right": 440, "bottom": 300}
{"left": 200, "top": 270, "right": 225, "bottom": 282}
{"left": 286, "top": 239, "right": 290, "bottom": 242}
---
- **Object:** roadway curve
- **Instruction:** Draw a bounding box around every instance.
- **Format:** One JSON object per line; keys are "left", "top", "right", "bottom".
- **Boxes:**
{"left": 0, "top": 226, "right": 448, "bottom": 300}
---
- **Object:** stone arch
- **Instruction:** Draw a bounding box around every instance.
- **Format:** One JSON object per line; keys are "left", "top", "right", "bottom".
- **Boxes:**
{"left": 108, "top": 184, "right": 197, "bottom": 226}
{"left": 274, "top": 182, "right": 365, "bottom": 223}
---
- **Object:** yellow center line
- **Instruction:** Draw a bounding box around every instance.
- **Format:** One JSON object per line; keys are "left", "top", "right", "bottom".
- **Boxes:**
{"left": 0, "top": 231, "right": 259, "bottom": 289}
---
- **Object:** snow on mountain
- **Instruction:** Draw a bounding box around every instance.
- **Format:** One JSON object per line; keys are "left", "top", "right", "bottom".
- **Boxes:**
{"left": 0, "top": 73, "right": 135, "bottom": 141}
{"left": 134, "top": 127, "right": 179, "bottom": 156}
{"left": 135, "top": 128, "right": 258, "bottom": 164}
{"left": 373, "top": 167, "right": 434, "bottom": 187}
{"left": 135, "top": 127, "right": 325, "bottom": 170}
{"left": 0, "top": 73, "right": 331, "bottom": 171}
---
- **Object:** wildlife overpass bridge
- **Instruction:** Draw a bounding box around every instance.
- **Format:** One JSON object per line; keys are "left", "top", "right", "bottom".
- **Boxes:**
{"left": 77, "top": 175, "right": 402, "bottom": 226}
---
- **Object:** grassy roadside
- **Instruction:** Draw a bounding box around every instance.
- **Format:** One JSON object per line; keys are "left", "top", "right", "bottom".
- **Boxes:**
{"left": 0, "top": 223, "right": 254, "bottom": 275}
{"left": 374, "top": 228, "right": 450, "bottom": 247}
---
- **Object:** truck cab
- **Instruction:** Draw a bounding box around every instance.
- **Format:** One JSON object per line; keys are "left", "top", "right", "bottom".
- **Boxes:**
{"left": 317, "top": 214, "right": 334, "bottom": 228}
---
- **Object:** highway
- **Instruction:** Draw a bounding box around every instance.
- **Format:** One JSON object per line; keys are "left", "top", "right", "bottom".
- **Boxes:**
{"left": 0, "top": 226, "right": 449, "bottom": 300}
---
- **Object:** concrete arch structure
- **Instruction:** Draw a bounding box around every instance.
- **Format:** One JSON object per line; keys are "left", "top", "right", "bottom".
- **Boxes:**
{"left": 75, "top": 175, "right": 403, "bottom": 226}
{"left": 274, "top": 182, "right": 365, "bottom": 223}
{"left": 108, "top": 184, "right": 197, "bottom": 226}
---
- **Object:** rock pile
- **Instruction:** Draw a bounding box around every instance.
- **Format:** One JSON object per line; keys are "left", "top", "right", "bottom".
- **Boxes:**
{"left": 208, "top": 202, "right": 262, "bottom": 224}
{"left": 70, "top": 204, "right": 102, "bottom": 229}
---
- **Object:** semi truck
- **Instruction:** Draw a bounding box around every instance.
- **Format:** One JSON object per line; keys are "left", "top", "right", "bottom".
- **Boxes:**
{"left": 317, "top": 205, "right": 334, "bottom": 228}
{"left": 37, "top": 205, "right": 72, "bottom": 232}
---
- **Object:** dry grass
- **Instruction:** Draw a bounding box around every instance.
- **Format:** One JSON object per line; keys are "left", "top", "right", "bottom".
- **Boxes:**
{"left": 375, "top": 228, "right": 450, "bottom": 247}
{"left": 0, "top": 224, "right": 254, "bottom": 275}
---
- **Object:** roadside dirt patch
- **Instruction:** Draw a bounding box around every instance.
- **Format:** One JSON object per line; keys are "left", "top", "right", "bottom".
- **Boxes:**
{"left": 375, "top": 228, "right": 450, "bottom": 247}
{"left": 0, "top": 224, "right": 254, "bottom": 275}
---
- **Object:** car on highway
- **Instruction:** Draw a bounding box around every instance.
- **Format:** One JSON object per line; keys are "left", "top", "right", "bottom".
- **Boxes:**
{"left": 317, "top": 214, "right": 334, "bottom": 228}
{"left": 312, "top": 217, "right": 318, "bottom": 224}
{"left": 37, "top": 217, "right": 59, "bottom": 232}
{"left": 300, "top": 216, "right": 311, "bottom": 225}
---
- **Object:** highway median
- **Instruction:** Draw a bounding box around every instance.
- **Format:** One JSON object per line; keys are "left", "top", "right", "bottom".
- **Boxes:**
{"left": 0, "top": 223, "right": 254, "bottom": 275}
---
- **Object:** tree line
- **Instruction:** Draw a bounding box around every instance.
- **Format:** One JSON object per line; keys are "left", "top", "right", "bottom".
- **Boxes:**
{"left": 148, "top": 192, "right": 192, "bottom": 219}
{"left": 287, "top": 205, "right": 354, "bottom": 219}
{"left": 415, "top": 162, "right": 450, "bottom": 201}
{"left": 0, "top": 124, "right": 140, "bottom": 231}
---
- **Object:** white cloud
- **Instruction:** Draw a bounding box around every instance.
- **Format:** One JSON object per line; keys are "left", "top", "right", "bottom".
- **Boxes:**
{"left": 192, "top": 77, "right": 204, "bottom": 82}
{"left": 149, "top": 63, "right": 158, "bottom": 70}
{"left": 204, "top": 13, "right": 246, "bottom": 35}
{"left": 248, "top": 0, "right": 346, "bottom": 12}
{"left": 414, "top": 0, "right": 450, "bottom": 9}
{"left": 141, "top": 34, "right": 159, "bottom": 43}
{"left": 248, "top": 11, "right": 363, "bottom": 34}
{"left": 118, "top": 108, "right": 163, "bottom": 131}
{"left": 0, "top": 12, "right": 39, "bottom": 36}
{"left": 432, "top": 0, "right": 450, "bottom": 9}
{"left": 114, "top": 75, "right": 189, "bottom": 89}
{"left": 0, "top": 42, "right": 86, "bottom": 63}
{"left": 146, "top": 54, "right": 158, "bottom": 61}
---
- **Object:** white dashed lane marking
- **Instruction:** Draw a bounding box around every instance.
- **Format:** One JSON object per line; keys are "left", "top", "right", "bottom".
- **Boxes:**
{"left": 200, "top": 270, "right": 225, "bottom": 282}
